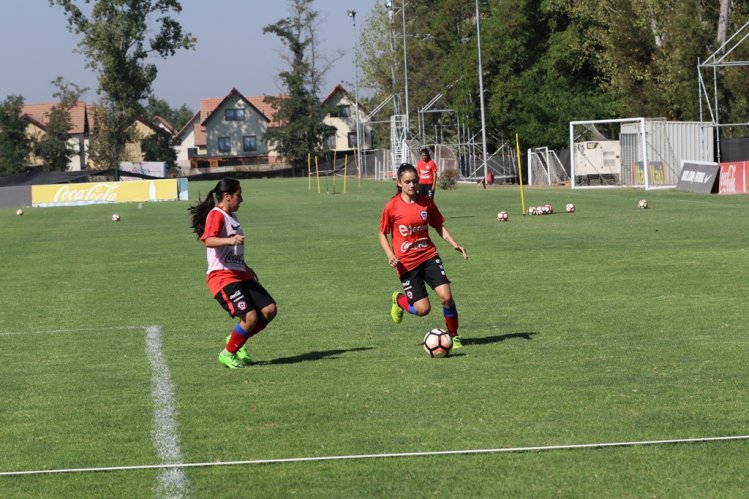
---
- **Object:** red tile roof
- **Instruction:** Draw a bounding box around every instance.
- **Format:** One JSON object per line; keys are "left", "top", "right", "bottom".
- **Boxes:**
{"left": 21, "top": 101, "right": 89, "bottom": 134}
{"left": 192, "top": 89, "right": 283, "bottom": 147}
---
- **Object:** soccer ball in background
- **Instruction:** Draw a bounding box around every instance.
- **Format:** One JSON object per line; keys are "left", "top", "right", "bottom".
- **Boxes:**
{"left": 497, "top": 211, "right": 508, "bottom": 222}
{"left": 112, "top": 213, "right": 121, "bottom": 222}
{"left": 544, "top": 204, "right": 553, "bottom": 214}
{"left": 565, "top": 203, "right": 576, "bottom": 213}
{"left": 16, "top": 209, "right": 23, "bottom": 216}
{"left": 638, "top": 199, "right": 648, "bottom": 209}
{"left": 423, "top": 328, "right": 453, "bottom": 358}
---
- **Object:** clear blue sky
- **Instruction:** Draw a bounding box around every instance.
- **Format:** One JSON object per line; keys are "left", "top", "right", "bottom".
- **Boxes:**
{"left": 0, "top": 0, "right": 379, "bottom": 109}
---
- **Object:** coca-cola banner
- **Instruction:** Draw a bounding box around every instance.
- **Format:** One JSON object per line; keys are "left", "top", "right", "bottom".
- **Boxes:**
{"left": 31, "top": 179, "right": 181, "bottom": 207}
{"left": 719, "top": 161, "right": 749, "bottom": 194}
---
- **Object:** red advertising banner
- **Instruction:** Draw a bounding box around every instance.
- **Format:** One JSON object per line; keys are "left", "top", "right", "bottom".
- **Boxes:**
{"left": 719, "top": 161, "right": 749, "bottom": 194}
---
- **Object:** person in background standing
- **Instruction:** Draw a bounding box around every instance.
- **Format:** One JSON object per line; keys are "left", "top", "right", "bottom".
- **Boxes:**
{"left": 416, "top": 148, "right": 438, "bottom": 199}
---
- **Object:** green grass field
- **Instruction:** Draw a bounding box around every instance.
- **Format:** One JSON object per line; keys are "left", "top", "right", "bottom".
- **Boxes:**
{"left": 1, "top": 178, "right": 749, "bottom": 497}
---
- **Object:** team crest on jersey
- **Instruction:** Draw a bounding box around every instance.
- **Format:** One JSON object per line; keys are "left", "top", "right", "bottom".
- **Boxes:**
{"left": 420, "top": 210, "right": 428, "bottom": 220}
{"left": 237, "top": 301, "right": 247, "bottom": 311}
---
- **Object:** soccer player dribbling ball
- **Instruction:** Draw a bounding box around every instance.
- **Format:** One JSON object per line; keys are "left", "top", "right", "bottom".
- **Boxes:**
{"left": 188, "top": 178, "right": 277, "bottom": 368}
{"left": 378, "top": 163, "right": 468, "bottom": 347}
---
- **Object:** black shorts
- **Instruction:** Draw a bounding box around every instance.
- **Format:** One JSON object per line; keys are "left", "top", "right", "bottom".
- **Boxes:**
{"left": 214, "top": 279, "right": 275, "bottom": 318}
{"left": 400, "top": 256, "right": 451, "bottom": 303}
{"left": 417, "top": 183, "right": 434, "bottom": 198}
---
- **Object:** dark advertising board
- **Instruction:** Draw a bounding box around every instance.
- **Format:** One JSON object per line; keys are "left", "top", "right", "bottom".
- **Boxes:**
{"left": 675, "top": 161, "right": 719, "bottom": 194}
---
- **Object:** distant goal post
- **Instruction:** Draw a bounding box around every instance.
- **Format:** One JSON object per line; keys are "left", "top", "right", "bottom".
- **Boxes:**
{"left": 569, "top": 117, "right": 714, "bottom": 190}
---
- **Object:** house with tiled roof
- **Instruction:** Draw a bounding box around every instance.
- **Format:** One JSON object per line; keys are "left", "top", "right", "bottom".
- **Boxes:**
{"left": 175, "top": 85, "right": 373, "bottom": 170}
{"left": 21, "top": 101, "right": 90, "bottom": 171}
{"left": 175, "top": 88, "right": 281, "bottom": 169}
{"left": 321, "top": 84, "right": 372, "bottom": 152}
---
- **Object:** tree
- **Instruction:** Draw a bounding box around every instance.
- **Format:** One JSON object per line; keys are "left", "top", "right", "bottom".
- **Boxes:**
{"left": 49, "top": 0, "right": 196, "bottom": 171}
{"left": 144, "top": 95, "right": 194, "bottom": 132}
{"left": 35, "top": 78, "right": 88, "bottom": 171}
{"left": 141, "top": 127, "right": 178, "bottom": 175}
{"left": 263, "top": 0, "right": 336, "bottom": 169}
{"left": 0, "top": 95, "right": 32, "bottom": 174}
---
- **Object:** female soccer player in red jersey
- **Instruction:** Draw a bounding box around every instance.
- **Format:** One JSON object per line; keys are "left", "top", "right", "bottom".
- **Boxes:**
{"left": 188, "top": 178, "right": 277, "bottom": 368}
{"left": 416, "top": 148, "right": 438, "bottom": 198}
{"left": 378, "top": 163, "right": 468, "bottom": 347}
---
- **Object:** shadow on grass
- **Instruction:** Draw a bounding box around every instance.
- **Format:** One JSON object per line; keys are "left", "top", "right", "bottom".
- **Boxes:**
{"left": 462, "top": 332, "right": 537, "bottom": 346}
{"left": 254, "top": 347, "right": 374, "bottom": 366}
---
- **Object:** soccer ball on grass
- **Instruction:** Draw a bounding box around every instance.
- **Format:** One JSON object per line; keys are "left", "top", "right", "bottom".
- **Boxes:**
{"left": 111, "top": 213, "right": 121, "bottom": 222}
{"left": 16, "top": 209, "right": 23, "bottom": 216}
{"left": 638, "top": 199, "right": 648, "bottom": 209}
{"left": 496, "top": 211, "right": 508, "bottom": 222}
{"left": 423, "top": 328, "right": 453, "bottom": 358}
{"left": 565, "top": 203, "right": 575, "bottom": 213}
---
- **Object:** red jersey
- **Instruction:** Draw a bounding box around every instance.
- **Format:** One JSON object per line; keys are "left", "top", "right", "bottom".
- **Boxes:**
{"left": 416, "top": 159, "right": 438, "bottom": 185}
{"left": 200, "top": 208, "right": 253, "bottom": 296}
{"left": 379, "top": 194, "right": 445, "bottom": 276}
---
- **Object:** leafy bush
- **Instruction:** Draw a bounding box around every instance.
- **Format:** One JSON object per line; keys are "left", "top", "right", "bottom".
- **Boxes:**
{"left": 438, "top": 168, "right": 460, "bottom": 190}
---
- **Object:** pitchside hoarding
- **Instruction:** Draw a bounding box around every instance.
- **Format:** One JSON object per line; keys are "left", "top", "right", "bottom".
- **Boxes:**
{"left": 119, "top": 161, "right": 166, "bottom": 181}
{"left": 675, "top": 160, "right": 719, "bottom": 194}
{"left": 718, "top": 161, "right": 749, "bottom": 194}
{"left": 31, "top": 179, "right": 186, "bottom": 207}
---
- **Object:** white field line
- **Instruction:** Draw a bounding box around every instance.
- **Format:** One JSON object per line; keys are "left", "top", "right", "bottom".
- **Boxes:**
{"left": 144, "top": 326, "right": 190, "bottom": 499}
{"left": 1, "top": 435, "right": 748, "bottom": 477}
{"left": 0, "top": 326, "right": 145, "bottom": 336}
{"left": 0, "top": 324, "right": 190, "bottom": 498}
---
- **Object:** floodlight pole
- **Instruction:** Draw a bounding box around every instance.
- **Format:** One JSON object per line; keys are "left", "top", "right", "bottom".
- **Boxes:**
{"left": 401, "top": 0, "right": 410, "bottom": 132}
{"left": 348, "top": 10, "right": 363, "bottom": 176}
{"left": 475, "top": 0, "right": 489, "bottom": 181}
{"left": 385, "top": 1, "right": 410, "bottom": 133}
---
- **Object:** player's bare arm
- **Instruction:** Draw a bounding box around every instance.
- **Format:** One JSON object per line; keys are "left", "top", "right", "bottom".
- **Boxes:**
{"left": 378, "top": 231, "right": 400, "bottom": 268}
{"left": 436, "top": 226, "right": 468, "bottom": 260}
{"left": 203, "top": 234, "right": 245, "bottom": 248}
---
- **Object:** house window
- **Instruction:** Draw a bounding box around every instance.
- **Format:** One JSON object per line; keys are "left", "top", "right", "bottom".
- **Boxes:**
{"left": 348, "top": 132, "right": 358, "bottom": 149}
{"left": 335, "top": 105, "right": 351, "bottom": 118}
{"left": 225, "top": 108, "right": 245, "bottom": 121}
{"left": 218, "top": 136, "right": 231, "bottom": 153}
{"left": 326, "top": 134, "right": 336, "bottom": 150}
{"left": 243, "top": 135, "right": 257, "bottom": 152}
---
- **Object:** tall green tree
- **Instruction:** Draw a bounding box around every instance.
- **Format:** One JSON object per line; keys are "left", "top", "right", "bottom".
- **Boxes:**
{"left": 49, "top": 0, "right": 195, "bottom": 170}
{"left": 263, "top": 0, "right": 335, "bottom": 169}
{"left": 0, "top": 95, "right": 32, "bottom": 174}
{"left": 35, "top": 78, "right": 88, "bottom": 171}
{"left": 359, "top": 0, "right": 749, "bottom": 149}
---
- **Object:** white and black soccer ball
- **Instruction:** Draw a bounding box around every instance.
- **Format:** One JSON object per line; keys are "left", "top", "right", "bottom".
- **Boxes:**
{"left": 16, "top": 209, "right": 23, "bottom": 216}
{"left": 565, "top": 203, "right": 576, "bottom": 213}
{"left": 423, "top": 328, "right": 453, "bottom": 358}
{"left": 544, "top": 204, "right": 553, "bottom": 214}
{"left": 638, "top": 199, "right": 648, "bottom": 209}
{"left": 527, "top": 206, "right": 536, "bottom": 216}
{"left": 111, "top": 213, "right": 121, "bottom": 222}
{"left": 497, "top": 211, "right": 508, "bottom": 222}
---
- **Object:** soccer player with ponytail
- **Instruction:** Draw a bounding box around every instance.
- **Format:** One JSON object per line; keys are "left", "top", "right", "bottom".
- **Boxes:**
{"left": 378, "top": 163, "right": 468, "bottom": 347}
{"left": 189, "top": 178, "right": 277, "bottom": 368}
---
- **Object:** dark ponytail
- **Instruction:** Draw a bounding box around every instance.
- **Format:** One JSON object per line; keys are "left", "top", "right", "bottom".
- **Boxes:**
{"left": 188, "top": 178, "right": 242, "bottom": 238}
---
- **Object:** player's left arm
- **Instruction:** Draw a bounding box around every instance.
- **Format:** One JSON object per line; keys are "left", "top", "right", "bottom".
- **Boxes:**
{"left": 435, "top": 225, "right": 468, "bottom": 260}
